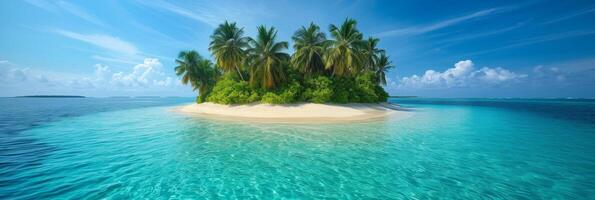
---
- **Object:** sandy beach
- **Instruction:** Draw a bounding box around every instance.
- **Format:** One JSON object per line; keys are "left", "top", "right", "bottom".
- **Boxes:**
{"left": 176, "top": 102, "right": 411, "bottom": 123}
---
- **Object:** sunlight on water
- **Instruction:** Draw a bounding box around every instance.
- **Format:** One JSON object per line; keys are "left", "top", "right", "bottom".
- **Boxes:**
{"left": 1, "top": 98, "right": 594, "bottom": 199}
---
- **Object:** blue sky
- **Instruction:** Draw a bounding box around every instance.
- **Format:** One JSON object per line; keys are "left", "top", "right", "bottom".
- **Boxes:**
{"left": 1, "top": 0, "right": 594, "bottom": 97}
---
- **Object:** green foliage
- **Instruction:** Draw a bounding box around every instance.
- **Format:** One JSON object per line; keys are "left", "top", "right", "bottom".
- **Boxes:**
{"left": 375, "top": 53, "right": 394, "bottom": 85}
{"left": 302, "top": 76, "right": 333, "bottom": 103}
{"left": 247, "top": 26, "right": 290, "bottom": 89}
{"left": 261, "top": 80, "right": 301, "bottom": 104}
{"left": 324, "top": 18, "right": 364, "bottom": 76}
{"left": 175, "top": 50, "right": 219, "bottom": 103}
{"left": 331, "top": 76, "right": 356, "bottom": 103}
{"left": 206, "top": 74, "right": 260, "bottom": 104}
{"left": 291, "top": 23, "right": 327, "bottom": 75}
{"left": 355, "top": 71, "right": 380, "bottom": 102}
{"left": 375, "top": 85, "right": 389, "bottom": 102}
{"left": 209, "top": 21, "right": 249, "bottom": 80}
{"left": 179, "top": 19, "right": 395, "bottom": 105}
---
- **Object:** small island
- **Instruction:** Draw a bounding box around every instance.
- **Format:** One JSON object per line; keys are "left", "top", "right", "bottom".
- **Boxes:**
{"left": 176, "top": 18, "right": 404, "bottom": 121}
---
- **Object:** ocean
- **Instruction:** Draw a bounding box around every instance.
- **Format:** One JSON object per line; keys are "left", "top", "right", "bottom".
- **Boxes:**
{"left": 1, "top": 97, "right": 594, "bottom": 199}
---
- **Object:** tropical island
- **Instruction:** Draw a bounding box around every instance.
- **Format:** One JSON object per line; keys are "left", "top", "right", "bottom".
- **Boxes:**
{"left": 176, "top": 18, "right": 405, "bottom": 121}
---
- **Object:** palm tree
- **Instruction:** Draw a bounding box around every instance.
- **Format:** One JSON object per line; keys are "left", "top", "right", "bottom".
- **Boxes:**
{"left": 209, "top": 21, "right": 248, "bottom": 81}
{"left": 324, "top": 18, "right": 365, "bottom": 76}
{"left": 246, "top": 26, "right": 290, "bottom": 89}
{"left": 362, "top": 37, "right": 384, "bottom": 71}
{"left": 375, "top": 53, "right": 393, "bottom": 85}
{"left": 291, "top": 22, "right": 327, "bottom": 76}
{"left": 175, "top": 50, "right": 219, "bottom": 102}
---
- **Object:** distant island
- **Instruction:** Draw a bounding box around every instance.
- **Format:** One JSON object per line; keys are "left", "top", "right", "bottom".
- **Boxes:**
{"left": 175, "top": 18, "right": 393, "bottom": 105}
{"left": 390, "top": 96, "right": 418, "bottom": 98}
{"left": 15, "top": 95, "right": 85, "bottom": 98}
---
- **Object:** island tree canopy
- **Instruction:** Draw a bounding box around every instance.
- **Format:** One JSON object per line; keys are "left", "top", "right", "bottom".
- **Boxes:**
{"left": 176, "top": 18, "right": 394, "bottom": 104}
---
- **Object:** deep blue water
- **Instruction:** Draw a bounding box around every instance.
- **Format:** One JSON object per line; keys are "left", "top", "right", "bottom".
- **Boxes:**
{"left": 1, "top": 97, "right": 594, "bottom": 199}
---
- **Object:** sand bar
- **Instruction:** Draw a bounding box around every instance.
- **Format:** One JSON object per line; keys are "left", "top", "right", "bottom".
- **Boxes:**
{"left": 176, "top": 102, "right": 411, "bottom": 123}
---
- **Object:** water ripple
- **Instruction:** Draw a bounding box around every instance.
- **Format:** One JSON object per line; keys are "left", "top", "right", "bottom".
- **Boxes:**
{"left": 1, "top": 99, "right": 595, "bottom": 199}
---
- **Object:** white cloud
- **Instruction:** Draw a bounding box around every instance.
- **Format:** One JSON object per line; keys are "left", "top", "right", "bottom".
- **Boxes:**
{"left": 54, "top": 29, "right": 139, "bottom": 55}
{"left": 473, "top": 67, "right": 527, "bottom": 83}
{"left": 1, "top": 58, "right": 181, "bottom": 97}
{"left": 111, "top": 58, "right": 168, "bottom": 87}
{"left": 398, "top": 60, "right": 527, "bottom": 88}
{"left": 533, "top": 65, "right": 566, "bottom": 82}
{"left": 94, "top": 64, "right": 111, "bottom": 81}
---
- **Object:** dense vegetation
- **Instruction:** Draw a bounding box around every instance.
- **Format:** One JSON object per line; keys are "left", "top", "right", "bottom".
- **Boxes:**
{"left": 175, "top": 18, "right": 393, "bottom": 104}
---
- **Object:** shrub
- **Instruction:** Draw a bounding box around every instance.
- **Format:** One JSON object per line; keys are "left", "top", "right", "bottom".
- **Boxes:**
{"left": 204, "top": 69, "right": 388, "bottom": 104}
{"left": 260, "top": 80, "right": 301, "bottom": 104}
{"left": 301, "top": 76, "right": 333, "bottom": 103}
{"left": 331, "top": 76, "right": 355, "bottom": 103}
{"left": 375, "top": 85, "right": 389, "bottom": 102}
{"left": 206, "top": 74, "right": 260, "bottom": 104}
{"left": 354, "top": 72, "right": 379, "bottom": 103}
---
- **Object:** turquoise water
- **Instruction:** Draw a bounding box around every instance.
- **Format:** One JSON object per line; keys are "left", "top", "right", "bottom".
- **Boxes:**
{"left": 1, "top": 98, "right": 594, "bottom": 199}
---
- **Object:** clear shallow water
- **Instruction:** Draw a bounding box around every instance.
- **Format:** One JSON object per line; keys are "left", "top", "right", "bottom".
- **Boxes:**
{"left": 1, "top": 98, "right": 594, "bottom": 199}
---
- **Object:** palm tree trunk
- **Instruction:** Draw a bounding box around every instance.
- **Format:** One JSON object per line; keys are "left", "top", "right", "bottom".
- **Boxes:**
{"left": 235, "top": 66, "right": 245, "bottom": 81}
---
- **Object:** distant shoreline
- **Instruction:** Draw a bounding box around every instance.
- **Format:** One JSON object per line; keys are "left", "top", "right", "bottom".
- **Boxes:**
{"left": 14, "top": 95, "right": 85, "bottom": 98}
{"left": 390, "top": 96, "right": 418, "bottom": 98}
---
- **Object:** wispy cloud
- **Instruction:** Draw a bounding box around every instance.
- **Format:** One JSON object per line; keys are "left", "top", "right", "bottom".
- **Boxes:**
{"left": 376, "top": 7, "right": 514, "bottom": 37}
{"left": 137, "top": 1, "right": 222, "bottom": 27}
{"left": 54, "top": 29, "right": 139, "bottom": 55}
{"left": 135, "top": 0, "right": 268, "bottom": 28}
{"left": 129, "top": 20, "right": 187, "bottom": 47}
{"left": 55, "top": 1, "right": 109, "bottom": 27}
{"left": 467, "top": 30, "right": 595, "bottom": 56}
{"left": 540, "top": 7, "right": 595, "bottom": 25}
{"left": 437, "top": 21, "right": 527, "bottom": 45}
{"left": 25, "top": 0, "right": 109, "bottom": 27}
{"left": 24, "top": 0, "right": 59, "bottom": 12}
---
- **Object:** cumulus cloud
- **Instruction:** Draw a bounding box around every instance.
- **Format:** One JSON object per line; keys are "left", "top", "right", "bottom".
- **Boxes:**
{"left": 94, "top": 64, "right": 111, "bottom": 81}
{"left": 472, "top": 67, "right": 527, "bottom": 83}
{"left": 398, "top": 60, "right": 527, "bottom": 88}
{"left": 110, "top": 58, "right": 171, "bottom": 87}
{"left": 1, "top": 58, "right": 179, "bottom": 97}
{"left": 533, "top": 65, "right": 566, "bottom": 82}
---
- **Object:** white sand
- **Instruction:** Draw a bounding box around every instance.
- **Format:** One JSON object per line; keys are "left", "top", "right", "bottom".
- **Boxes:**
{"left": 176, "top": 102, "right": 411, "bottom": 123}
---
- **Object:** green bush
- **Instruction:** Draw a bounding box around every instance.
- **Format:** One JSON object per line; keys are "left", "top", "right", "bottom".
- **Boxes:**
{"left": 206, "top": 74, "right": 260, "bottom": 104}
{"left": 301, "top": 76, "right": 333, "bottom": 103}
{"left": 331, "top": 76, "right": 355, "bottom": 103}
{"left": 375, "top": 85, "right": 389, "bottom": 102}
{"left": 203, "top": 69, "right": 388, "bottom": 105}
{"left": 261, "top": 80, "right": 301, "bottom": 104}
{"left": 354, "top": 71, "right": 379, "bottom": 103}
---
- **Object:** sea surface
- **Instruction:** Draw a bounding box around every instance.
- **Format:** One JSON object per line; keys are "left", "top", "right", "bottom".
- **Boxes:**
{"left": 1, "top": 97, "right": 594, "bottom": 199}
